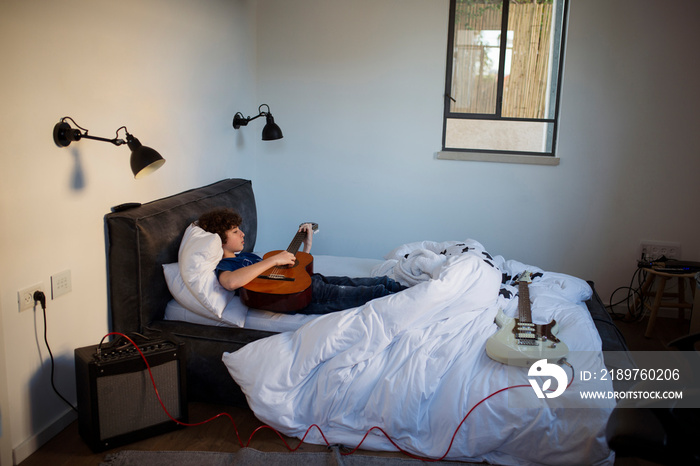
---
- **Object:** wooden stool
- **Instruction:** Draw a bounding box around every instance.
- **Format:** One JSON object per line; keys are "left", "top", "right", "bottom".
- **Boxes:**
{"left": 629, "top": 268, "right": 696, "bottom": 338}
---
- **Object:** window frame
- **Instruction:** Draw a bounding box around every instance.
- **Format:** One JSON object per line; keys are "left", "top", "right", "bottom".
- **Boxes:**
{"left": 440, "top": 0, "right": 570, "bottom": 161}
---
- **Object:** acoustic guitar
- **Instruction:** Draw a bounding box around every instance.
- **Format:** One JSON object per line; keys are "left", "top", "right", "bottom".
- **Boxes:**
{"left": 486, "top": 271, "right": 568, "bottom": 367}
{"left": 239, "top": 223, "right": 318, "bottom": 313}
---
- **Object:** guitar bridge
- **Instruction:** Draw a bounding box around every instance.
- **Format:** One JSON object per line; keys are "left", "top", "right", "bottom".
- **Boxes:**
{"left": 258, "top": 274, "right": 295, "bottom": 282}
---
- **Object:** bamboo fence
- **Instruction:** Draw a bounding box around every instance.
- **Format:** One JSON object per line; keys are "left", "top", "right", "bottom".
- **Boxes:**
{"left": 450, "top": 1, "right": 554, "bottom": 119}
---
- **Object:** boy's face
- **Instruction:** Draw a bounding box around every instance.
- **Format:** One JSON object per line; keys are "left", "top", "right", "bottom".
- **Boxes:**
{"left": 222, "top": 226, "right": 245, "bottom": 255}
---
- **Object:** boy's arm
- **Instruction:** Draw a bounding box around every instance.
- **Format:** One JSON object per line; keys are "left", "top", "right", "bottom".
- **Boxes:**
{"left": 218, "top": 251, "right": 295, "bottom": 291}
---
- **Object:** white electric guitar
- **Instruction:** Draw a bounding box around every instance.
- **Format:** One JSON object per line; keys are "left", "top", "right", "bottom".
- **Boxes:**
{"left": 486, "top": 271, "right": 568, "bottom": 367}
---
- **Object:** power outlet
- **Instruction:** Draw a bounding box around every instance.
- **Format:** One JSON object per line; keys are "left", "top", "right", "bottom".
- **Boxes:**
{"left": 18, "top": 283, "right": 44, "bottom": 312}
{"left": 639, "top": 241, "right": 681, "bottom": 261}
{"left": 51, "top": 270, "right": 72, "bottom": 299}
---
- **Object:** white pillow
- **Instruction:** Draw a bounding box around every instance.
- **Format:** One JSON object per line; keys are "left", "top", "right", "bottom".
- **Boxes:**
{"left": 162, "top": 263, "right": 248, "bottom": 327}
{"left": 163, "top": 262, "right": 209, "bottom": 316}
{"left": 177, "top": 223, "right": 230, "bottom": 318}
{"left": 163, "top": 294, "right": 249, "bottom": 328}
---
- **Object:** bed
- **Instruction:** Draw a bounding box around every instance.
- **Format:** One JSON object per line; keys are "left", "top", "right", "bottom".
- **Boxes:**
{"left": 105, "top": 178, "right": 629, "bottom": 465}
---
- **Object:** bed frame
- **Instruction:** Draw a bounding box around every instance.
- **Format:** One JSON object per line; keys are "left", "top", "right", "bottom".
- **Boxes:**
{"left": 104, "top": 178, "right": 629, "bottom": 407}
{"left": 105, "top": 178, "right": 274, "bottom": 405}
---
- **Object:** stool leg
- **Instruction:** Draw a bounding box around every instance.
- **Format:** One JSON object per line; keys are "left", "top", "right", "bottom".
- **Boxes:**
{"left": 678, "top": 277, "right": 686, "bottom": 321}
{"left": 690, "top": 278, "right": 700, "bottom": 334}
{"left": 645, "top": 276, "right": 667, "bottom": 338}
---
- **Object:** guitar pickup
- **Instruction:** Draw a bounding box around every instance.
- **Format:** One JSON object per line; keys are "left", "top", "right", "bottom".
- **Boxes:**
{"left": 257, "top": 274, "right": 295, "bottom": 282}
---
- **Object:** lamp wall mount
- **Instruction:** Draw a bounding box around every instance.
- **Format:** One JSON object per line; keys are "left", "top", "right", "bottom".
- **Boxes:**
{"left": 52, "top": 117, "right": 165, "bottom": 179}
{"left": 232, "top": 104, "right": 283, "bottom": 141}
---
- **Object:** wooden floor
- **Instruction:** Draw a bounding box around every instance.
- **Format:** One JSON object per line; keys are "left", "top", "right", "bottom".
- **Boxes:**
{"left": 612, "top": 306, "right": 693, "bottom": 352}
{"left": 18, "top": 401, "right": 355, "bottom": 466}
{"left": 18, "top": 311, "right": 694, "bottom": 466}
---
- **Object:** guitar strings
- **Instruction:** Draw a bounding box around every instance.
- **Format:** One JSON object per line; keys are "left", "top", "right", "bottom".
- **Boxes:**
{"left": 265, "top": 230, "right": 307, "bottom": 279}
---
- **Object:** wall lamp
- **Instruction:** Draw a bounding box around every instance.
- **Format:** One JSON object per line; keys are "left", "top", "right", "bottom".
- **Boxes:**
{"left": 52, "top": 117, "right": 166, "bottom": 179}
{"left": 232, "top": 104, "right": 283, "bottom": 141}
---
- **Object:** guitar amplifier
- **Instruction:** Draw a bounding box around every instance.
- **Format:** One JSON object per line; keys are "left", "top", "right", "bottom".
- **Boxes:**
{"left": 74, "top": 335, "right": 188, "bottom": 452}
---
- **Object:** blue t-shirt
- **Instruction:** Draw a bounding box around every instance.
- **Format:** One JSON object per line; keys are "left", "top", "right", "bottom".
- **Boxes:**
{"left": 215, "top": 252, "right": 262, "bottom": 277}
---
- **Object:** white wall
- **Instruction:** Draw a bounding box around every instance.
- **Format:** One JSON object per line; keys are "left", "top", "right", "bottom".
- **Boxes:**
{"left": 0, "top": 0, "right": 258, "bottom": 462}
{"left": 2, "top": 0, "right": 700, "bottom": 462}
{"left": 254, "top": 0, "right": 700, "bottom": 303}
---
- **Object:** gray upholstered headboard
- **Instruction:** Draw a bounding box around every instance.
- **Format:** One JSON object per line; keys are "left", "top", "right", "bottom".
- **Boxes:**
{"left": 105, "top": 178, "right": 257, "bottom": 334}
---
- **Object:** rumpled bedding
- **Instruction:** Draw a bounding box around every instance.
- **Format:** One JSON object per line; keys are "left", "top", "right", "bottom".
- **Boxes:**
{"left": 222, "top": 241, "right": 615, "bottom": 465}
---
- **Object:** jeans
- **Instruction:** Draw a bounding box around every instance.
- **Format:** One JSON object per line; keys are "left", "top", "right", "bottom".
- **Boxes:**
{"left": 298, "top": 274, "right": 407, "bottom": 315}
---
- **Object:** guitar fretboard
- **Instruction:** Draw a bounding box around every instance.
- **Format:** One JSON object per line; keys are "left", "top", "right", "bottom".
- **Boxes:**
{"left": 286, "top": 230, "right": 306, "bottom": 255}
{"left": 516, "top": 280, "right": 537, "bottom": 346}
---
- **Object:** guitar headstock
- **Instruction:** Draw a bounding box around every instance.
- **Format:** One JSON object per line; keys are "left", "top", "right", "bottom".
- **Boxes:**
{"left": 516, "top": 271, "right": 532, "bottom": 284}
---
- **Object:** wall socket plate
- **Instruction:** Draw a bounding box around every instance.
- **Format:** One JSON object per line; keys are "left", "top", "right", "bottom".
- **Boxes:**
{"left": 18, "top": 283, "right": 44, "bottom": 312}
{"left": 639, "top": 241, "right": 681, "bottom": 261}
{"left": 51, "top": 269, "right": 72, "bottom": 299}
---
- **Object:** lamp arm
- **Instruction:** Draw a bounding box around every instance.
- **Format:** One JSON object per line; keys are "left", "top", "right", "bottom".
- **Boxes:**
{"left": 246, "top": 113, "right": 266, "bottom": 123}
{"left": 53, "top": 118, "right": 127, "bottom": 147}
{"left": 233, "top": 111, "right": 265, "bottom": 129}
{"left": 80, "top": 133, "right": 126, "bottom": 146}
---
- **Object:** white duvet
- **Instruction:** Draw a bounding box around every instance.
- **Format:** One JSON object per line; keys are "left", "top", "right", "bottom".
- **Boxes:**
{"left": 222, "top": 241, "right": 615, "bottom": 465}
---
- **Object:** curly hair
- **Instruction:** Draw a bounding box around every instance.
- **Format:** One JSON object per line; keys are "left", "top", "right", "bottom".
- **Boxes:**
{"left": 197, "top": 208, "right": 242, "bottom": 244}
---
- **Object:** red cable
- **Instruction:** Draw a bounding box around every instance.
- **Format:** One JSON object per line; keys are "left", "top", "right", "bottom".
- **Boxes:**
{"left": 104, "top": 332, "right": 574, "bottom": 461}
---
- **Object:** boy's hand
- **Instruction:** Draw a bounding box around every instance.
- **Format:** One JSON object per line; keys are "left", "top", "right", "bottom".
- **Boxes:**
{"left": 299, "top": 223, "right": 313, "bottom": 253}
{"left": 271, "top": 251, "right": 296, "bottom": 266}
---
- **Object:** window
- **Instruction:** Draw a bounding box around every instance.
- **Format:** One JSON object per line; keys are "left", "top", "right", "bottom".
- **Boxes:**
{"left": 440, "top": 0, "right": 569, "bottom": 162}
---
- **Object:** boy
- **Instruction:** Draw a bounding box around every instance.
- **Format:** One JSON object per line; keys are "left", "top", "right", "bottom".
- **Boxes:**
{"left": 197, "top": 208, "right": 406, "bottom": 314}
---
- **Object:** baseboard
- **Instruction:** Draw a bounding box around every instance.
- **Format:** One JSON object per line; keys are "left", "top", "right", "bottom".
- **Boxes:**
{"left": 13, "top": 409, "right": 77, "bottom": 465}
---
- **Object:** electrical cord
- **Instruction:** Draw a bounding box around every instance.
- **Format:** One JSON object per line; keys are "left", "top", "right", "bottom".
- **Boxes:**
{"left": 34, "top": 291, "right": 78, "bottom": 413}
{"left": 608, "top": 265, "right": 649, "bottom": 321}
{"left": 108, "top": 331, "right": 576, "bottom": 461}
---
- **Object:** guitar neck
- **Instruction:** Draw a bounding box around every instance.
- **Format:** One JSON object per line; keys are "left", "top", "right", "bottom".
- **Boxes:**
{"left": 518, "top": 280, "right": 532, "bottom": 324}
{"left": 286, "top": 230, "right": 306, "bottom": 255}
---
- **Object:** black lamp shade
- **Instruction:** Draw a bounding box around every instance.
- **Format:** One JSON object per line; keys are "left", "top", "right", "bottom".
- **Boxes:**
{"left": 262, "top": 114, "right": 283, "bottom": 141}
{"left": 127, "top": 136, "right": 166, "bottom": 179}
